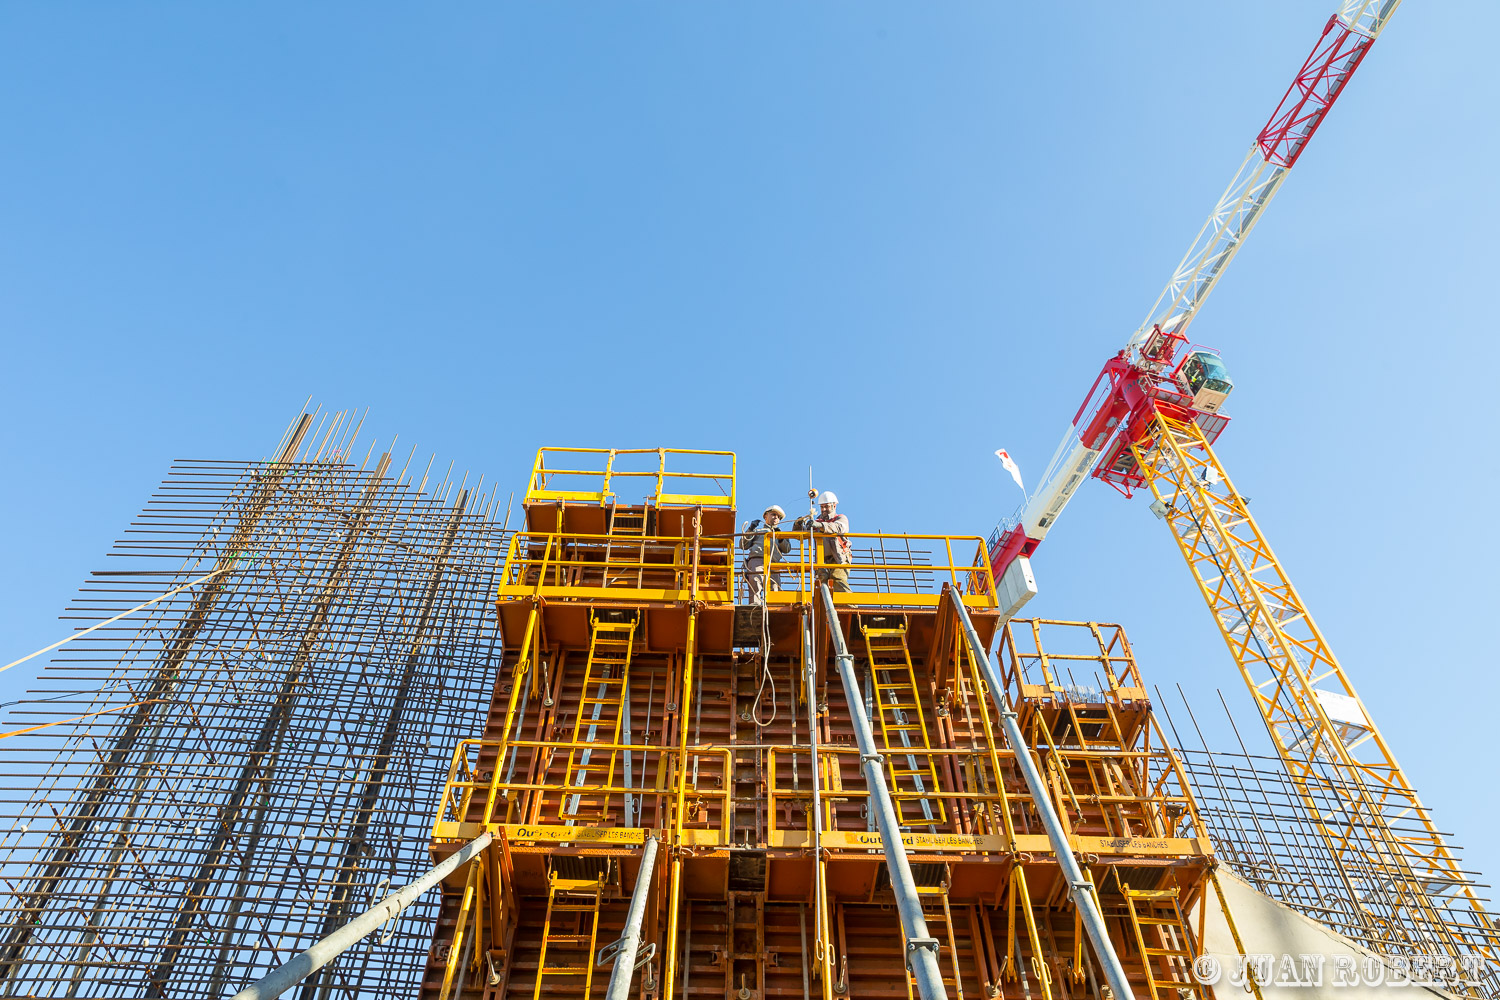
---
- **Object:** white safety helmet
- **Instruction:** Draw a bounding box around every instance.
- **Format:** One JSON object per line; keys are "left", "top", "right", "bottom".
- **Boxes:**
{"left": 817, "top": 490, "right": 838, "bottom": 506}
{"left": 763, "top": 504, "right": 786, "bottom": 519}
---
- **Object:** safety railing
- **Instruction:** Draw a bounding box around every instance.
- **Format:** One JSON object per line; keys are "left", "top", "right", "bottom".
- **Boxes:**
{"left": 765, "top": 745, "right": 1207, "bottom": 847}
{"left": 998, "top": 620, "right": 1150, "bottom": 696}
{"left": 747, "top": 532, "right": 999, "bottom": 608}
{"left": 496, "top": 531, "right": 735, "bottom": 602}
{"left": 496, "top": 530, "right": 995, "bottom": 607}
{"left": 766, "top": 745, "right": 1013, "bottom": 842}
{"left": 525, "top": 447, "right": 736, "bottom": 508}
{"left": 432, "top": 739, "right": 734, "bottom": 843}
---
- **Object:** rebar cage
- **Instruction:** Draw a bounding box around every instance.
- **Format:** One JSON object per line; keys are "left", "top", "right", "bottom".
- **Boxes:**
{"left": 0, "top": 414, "right": 507, "bottom": 998}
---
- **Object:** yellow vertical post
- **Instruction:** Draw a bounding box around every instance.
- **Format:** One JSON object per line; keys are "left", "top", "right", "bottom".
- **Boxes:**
{"left": 484, "top": 603, "right": 538, "bottom": 826}
{"left": 602, "top": 449, "right": 617, "bottom": 503}
{"left": 439, "top": 856, "right": 483, "bottom": 1000}
{"left": 661, "top": 607, "right": 698, "bottom": 1000}
{"left": 1013, "top": 867, "right": 1053, "bottom": 1000}
{"left": 959, "top": 630, "right": 1015, "bottom": 844}
{"left": 662, "top": 857, "right": 684, "bottom": 1000}
{"left": 674, "top": 610, "right": 698, "bottom": 842}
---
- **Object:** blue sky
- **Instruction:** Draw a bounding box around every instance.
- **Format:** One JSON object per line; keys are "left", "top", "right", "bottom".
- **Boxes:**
{"left": 3, "top": 3, "right": 1496, "bottom": 889}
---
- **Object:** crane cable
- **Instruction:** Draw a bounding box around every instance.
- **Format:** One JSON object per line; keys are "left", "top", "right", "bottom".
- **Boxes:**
{"left": 750, "top": 522, "right": 779, "bottom": 728}
{"left": 751, "top": 469, "right": 825, "bottom": 729}
{"left": 0, "top": 564, "right": 236, "bottom": 677}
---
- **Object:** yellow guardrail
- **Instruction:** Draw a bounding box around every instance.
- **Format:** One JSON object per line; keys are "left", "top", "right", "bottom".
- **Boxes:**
{"left": 767, "top": 745, "right": 1011, "bottom": 840}
{"left": 765, "top": 745, "right": 1205, "bottom": 845}
{"left": 757, "top": 532, "right": 998, "bottom": 608}
{"left": 495, "top": 530, "right": 999, "bottom": 608}
{"left": 526, "top": 447, "right": 736, "bottom": 508}
{"left": 432, "top": 738, "right": 734, "bottom": 843}
{"left": 496, "top": 531, "right": 735, "bottom": 602}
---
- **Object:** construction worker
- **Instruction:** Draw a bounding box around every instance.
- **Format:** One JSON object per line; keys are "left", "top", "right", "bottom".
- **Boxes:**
{"left": 740, "top": 504, "right": 791, "bottom": 605}
{"left": 793, "top": 490, "right": 852, "bottom": 593}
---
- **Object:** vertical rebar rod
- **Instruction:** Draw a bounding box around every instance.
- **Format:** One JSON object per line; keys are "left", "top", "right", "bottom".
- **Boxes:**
{"left": 0, "top": 418, "right": 315, "bottom": 985}
{"left": 299, "top": 491, "right": 470, "bottom": 1000}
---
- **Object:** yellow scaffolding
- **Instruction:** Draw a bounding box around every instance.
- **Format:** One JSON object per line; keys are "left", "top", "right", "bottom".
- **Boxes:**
{"left": 525, "top": 447, "right": 737, "bottom": 508}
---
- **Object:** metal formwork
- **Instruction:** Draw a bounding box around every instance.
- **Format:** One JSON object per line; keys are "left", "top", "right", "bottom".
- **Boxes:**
{"left": 425, "top": 446, "right": 1228, "bottom": 1000}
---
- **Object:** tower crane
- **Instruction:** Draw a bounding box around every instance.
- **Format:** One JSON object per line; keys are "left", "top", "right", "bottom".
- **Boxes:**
{"left": 987, "top": 0, "right": 1500, "bottom": 988}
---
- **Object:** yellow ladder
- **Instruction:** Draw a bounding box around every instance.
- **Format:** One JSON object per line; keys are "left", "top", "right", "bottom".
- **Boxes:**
{"left": 1122, "top": 885, "right": 1201, "bottom": 1000}
{"left": 562, "top": 615, "right": 637, "bottom": 823}
{"left": 532, "top": 872, "right": 607, "bottom": 1000}
{"left": 604, "top": 503, "right": 649, "bottom": 588}
{"left": 863, "top": 624, "right": 945, "bottom": 829}
{"left": 902, "top": 886, "right": 965, "bottom": 1000}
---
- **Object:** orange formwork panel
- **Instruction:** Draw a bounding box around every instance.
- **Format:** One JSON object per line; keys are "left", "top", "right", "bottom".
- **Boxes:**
{"left": 425, "top": 447, "right": 1226, "bottom": 1000}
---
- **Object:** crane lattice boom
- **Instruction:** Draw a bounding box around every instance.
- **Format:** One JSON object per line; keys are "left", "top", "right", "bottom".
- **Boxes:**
{"left": 986, "top": 0, "right": 1500, "bottom": 990}
{"left": 993, "top": 0, "right": 1402, "bottom": 579}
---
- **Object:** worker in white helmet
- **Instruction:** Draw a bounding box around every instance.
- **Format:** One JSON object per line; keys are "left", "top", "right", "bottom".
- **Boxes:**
{"left": 793, "top": 489, "right": 852, "bottom": 592}
{"left": 740, "top": 503, "right": 791, "bottom": 605}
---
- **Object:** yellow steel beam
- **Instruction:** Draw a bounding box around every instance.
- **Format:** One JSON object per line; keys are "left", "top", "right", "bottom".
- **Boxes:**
{"left": 439, "top": 856, "right": 483, "bottom": 1000}
{"left": 482, "top": 602, "right": 538, "bottom": 827}
{"left": 660, "top": 607, "right": 697, "bottom": 1000}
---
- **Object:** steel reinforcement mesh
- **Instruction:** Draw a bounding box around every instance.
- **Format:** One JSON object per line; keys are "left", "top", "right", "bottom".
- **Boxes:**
{"left": 1159, "top": 691, "right": 1500, "bottom": 997}
{"left": 0, "top": 428, "right": 508, "bottom": 998}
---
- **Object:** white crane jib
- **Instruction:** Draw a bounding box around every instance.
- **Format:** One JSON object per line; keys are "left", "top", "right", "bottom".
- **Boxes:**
{"left": 988, "top": 0, "right": 1401, "bottom": 619}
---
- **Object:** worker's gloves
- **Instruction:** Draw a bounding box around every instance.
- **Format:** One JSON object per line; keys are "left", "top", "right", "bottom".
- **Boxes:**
{"left": 749, "top": 518, "right": 762, "bottom": 530}
{"left": 792, "top": 516, "right": 811, "bottom": 531}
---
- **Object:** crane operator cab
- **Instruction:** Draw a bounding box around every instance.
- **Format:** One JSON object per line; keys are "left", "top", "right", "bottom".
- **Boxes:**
{"left": 1174, "top": 349, "right": 1235, "bottom": 414}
